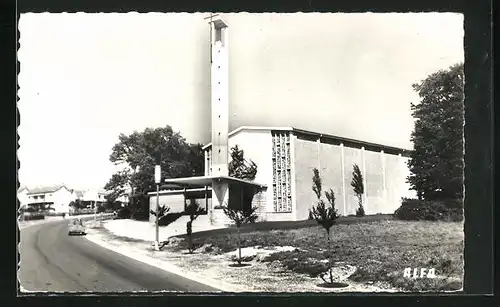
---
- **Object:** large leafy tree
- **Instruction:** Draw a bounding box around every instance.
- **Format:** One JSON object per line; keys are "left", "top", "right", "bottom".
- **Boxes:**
{"left": 105, "top": 126, "right": 204, "bottom": 216}
{"left": 407, "top": 63, "right": 464, "bottom": 201}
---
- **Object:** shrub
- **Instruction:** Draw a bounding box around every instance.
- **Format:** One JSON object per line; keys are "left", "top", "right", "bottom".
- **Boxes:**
{"left": 23, "top": 213, "right": 45, "bottom": 221}
{"left": 44, "top": 212, "right": 64, "bottom": 217}
{"left": 131, "top": 210, "right": 149, "bottom": 221}
{"left": 158, "top": 212, "right": 183, "bottom": 226}
{"left": 393, "top": 198, "right": 463, "bottom": 221}
{"left": 116, "top": 207, "right": 132, "bottom": 219}
{"left": 263, "top": 250, "right": 330, "bottom": 277}
{"left": 356, "top": 205, "right": 366, "bottom": 217}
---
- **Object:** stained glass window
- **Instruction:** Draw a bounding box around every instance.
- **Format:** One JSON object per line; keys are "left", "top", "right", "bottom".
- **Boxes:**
{"left": 271, "top": 131, "right": 292, "bottom": 212}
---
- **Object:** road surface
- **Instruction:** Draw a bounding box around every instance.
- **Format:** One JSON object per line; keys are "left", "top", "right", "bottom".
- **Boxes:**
{"left": 18, "top": 219, "right": 220, "bottom": 292}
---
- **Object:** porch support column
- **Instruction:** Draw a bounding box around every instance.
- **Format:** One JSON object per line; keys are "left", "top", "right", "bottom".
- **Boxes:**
{"left": 183, "top": 188, "right": 187, "bottom": 211}
{"left": 205, "top": 185, "right": 209, "bottom": 212}
{"left": 211, "top": 179, "right": 229, "bottom": 226}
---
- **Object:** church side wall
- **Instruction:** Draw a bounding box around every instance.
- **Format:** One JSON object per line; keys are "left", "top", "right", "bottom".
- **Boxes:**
{"left": 293, "top": 137, "right": 320, "bottom": 221}
{"left": 319, "top": 143, "right": 345, "bottom": 216}
{"left": 384, "top": 154, "right": 416, "bottom": 213}
{"left": 341, "top": 146, "right": 364, "bottom": 215}
{"left": 293, "top": 135, "right": 416, "bottom": 219}
{"left": 363, "top": 150, "right": 384, "bottom": 214}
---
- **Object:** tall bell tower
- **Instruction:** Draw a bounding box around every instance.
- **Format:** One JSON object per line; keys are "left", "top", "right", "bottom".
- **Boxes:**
{"left": 209, "top": 16, "right": 230, "bottom": 210}
{"left": 210, "top": 17, "right": 229, "bottom": 177}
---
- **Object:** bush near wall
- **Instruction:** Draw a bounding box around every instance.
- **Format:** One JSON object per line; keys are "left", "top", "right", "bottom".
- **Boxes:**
{"left": 158, "top": 212, "right": 184, "bottom": 226}
{"left": 115, "top": 207, "right": 132, "bottom": 219}
{"left": 69, "top": 208, "right": 95, "bottom": 216}
{"left": 393, "top": 198, "right": 463, "bottom": 222}
{"left": 45, "top": 212, "right": 65, "bottom": 217}
{"left": 23, "top": 213, "right": 45, "bottom": 221}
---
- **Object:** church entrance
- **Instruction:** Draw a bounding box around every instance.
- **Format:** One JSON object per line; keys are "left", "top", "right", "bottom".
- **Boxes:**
{"left": 228, "top": 183, "right": 258, "bottom": 212}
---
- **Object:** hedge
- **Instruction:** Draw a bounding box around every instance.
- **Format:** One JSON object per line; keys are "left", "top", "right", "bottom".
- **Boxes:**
{"left": 22, "top": 214, "right": 45, "bottom": 221}
{"left": 394, "top": 198, "right": 463, "bottom": 222}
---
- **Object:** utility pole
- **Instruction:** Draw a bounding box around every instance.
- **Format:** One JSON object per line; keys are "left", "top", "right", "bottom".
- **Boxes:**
{"left": 154, "top": 165, "right": 161, "bottom": 251}
{"left": 93, "top": 191, "right": 97, "bottom": 223}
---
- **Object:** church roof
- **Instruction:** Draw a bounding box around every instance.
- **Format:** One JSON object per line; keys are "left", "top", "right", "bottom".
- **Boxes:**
{"left": 202, "top": 126, "right": 412, "bottom": 154}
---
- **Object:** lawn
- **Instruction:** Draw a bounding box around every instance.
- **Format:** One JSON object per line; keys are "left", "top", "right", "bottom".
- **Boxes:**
{"left": 171, "top": 219, "right": 464, "bottom": 292}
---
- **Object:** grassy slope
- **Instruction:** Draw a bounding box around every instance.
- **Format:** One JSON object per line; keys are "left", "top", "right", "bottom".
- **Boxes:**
{"left": 173, "top": 219, "right": 463, "bottom": 291}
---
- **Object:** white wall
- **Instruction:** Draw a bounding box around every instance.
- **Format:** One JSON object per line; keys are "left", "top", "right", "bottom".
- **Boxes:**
{"left": 149, "top": 193, "right": 185, "bottom": 223}
{"left": 203, "top": 128, "right": 292, "bottom": 221}
{"left": 18, "top": 190, "right": 29, "bottom": 208}
{"left": 52, "top": 187, "right": 73, "bottom": 213}
{"left": 293, "top": 135, "right": 416, "bottom": 217}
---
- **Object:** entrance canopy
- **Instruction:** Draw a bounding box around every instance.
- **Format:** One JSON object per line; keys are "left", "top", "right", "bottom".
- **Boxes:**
{"left": 163, "top": 175, "right": 267, "bottom": 190}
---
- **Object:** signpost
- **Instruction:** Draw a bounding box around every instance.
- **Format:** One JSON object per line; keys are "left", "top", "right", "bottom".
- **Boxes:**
{"left": 154, "top": 165, "right": 161, "bottom": 251}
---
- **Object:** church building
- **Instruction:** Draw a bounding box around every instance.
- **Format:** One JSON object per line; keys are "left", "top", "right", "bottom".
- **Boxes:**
{"left": 148, "top": 16, "right": 415, "bottom": 226}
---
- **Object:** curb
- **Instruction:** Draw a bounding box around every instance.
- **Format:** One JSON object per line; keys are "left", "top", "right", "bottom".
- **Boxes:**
{"left": 18, "top": 214, "right": 114, "bottom": 230}
{"left": 84, "top": 232, "right": 244, "bottom": 292}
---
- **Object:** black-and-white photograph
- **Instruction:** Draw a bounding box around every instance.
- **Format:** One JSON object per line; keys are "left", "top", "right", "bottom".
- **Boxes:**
{"left": 17, "top": 12, "right": 465, "bottom": 293}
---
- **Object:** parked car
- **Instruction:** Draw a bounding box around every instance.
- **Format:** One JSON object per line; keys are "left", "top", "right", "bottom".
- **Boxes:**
{"left": 68, "top": 218, "right": 86, "bottom": 236}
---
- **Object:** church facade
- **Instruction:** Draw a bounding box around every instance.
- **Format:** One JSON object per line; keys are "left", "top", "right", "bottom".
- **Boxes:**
{"left": 148, "top": 16, "right": 415, "bottom": 225}
{"left": 203, "top": 126, "right": 415, "bottom": 221}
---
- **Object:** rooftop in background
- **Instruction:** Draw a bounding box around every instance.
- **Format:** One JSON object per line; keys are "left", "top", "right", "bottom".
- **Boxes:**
{"left": 19, "top": 185, "right": 111, "bottom": 196}
{"left": 202, "top": 126, "right": 414, "bottom": 154}
{"left": 25, "top": 184, "right": 70, "bottom": 195}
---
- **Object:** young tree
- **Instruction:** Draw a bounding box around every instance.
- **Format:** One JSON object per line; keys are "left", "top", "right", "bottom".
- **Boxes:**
{"left": 218, "top": 145, "right": 261, "bottom": 265}
{"left": 149, "top": 204, "right": 170, "bottom": 220}
{"left": 223, "top": 204, "right": 258, "bottom": 265}
{"left": 228, "top": 145, "right": 258, "bottom": 180}
{"left": 350, "top": 164, "right": 365, "bottom": 217}
{"left": 407, "top": 63, "right": 464, "bottom": 201}
{"left": 185, "top": 199, "right": 206, "bottom": 253}
{"left": 310, "top": 168, "right": 340, "bottom": 284}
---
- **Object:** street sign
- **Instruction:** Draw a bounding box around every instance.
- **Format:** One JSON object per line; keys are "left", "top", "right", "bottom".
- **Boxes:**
{"left": 155, "top": 165, "right": 161, "bottom": 184}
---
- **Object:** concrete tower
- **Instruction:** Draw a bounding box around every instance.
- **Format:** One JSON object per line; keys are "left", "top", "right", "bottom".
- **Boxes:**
{"left": 210, "top": 17, "right": 230, "bottom": 208}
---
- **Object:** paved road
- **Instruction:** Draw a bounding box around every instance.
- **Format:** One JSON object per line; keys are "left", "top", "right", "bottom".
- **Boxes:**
{"left": 18, "top": 219, "right": 220, "bottom": 292}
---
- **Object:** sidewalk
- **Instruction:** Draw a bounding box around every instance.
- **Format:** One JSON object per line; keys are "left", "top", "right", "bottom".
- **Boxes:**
{"left": 103, "top": 216, "right": 225, "bottom": 242}
{"left": 84, "top": 221, "right": 243, "bottom": 292}
{"left": 18, "top": 213, "right": 113, "bottom": 230}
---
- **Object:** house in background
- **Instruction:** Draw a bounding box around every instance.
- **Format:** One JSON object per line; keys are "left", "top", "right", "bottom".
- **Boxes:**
{"left": 115, "top": 191, "right": 130, "bottom": 206}
{"left": 72, "top": 190, "right": 84, "bottom": 200}
{"left": 17, "top": 185, "right": 128, "bottom": 214}
{"left": 74, "top": 189, "right": 110, "bottom": 209}
{"left": 23, "top": 185, "right": 74, "bottom": 214}
{"left": 17, "top": 187, "right": 30, "bottom": 210}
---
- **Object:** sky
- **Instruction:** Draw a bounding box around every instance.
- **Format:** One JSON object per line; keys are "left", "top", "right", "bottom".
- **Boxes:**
{"left": 17, "top": 12, "right": 464, "bottom": 190}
